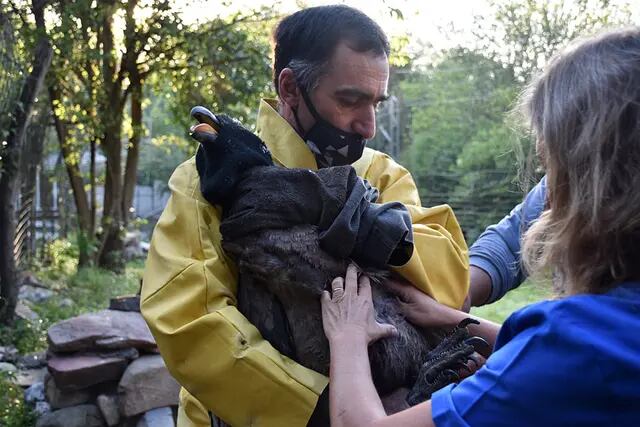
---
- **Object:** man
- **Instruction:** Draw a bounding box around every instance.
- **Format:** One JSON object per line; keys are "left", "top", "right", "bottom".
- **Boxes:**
{"left": 468, "top": 177, "right": 547, "bottom": 306}
{"left": 142, "top": 6, "right": 469, "bottom": 427}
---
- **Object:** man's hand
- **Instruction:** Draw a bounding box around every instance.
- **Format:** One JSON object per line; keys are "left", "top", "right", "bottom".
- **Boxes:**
{"left": 468, "top": 265, "right": 493, "bottom": 307}
{"left": 384, "top": 279, "right": 462, "bottom": 329}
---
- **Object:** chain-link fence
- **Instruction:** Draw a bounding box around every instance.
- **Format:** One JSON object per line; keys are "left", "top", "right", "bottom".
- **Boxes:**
{"left": 370, "top": 93, "right": 533, "bottom": 243}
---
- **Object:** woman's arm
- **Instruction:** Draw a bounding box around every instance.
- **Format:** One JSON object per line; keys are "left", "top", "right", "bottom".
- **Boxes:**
{"left": 385, "top": 279, "right": 502, "bottom": 352}
{"left": 329, "top": 332, "right": 437, "bottom": 427}
{"left": 322, "top": 264, "right": 436, "bottom": 427}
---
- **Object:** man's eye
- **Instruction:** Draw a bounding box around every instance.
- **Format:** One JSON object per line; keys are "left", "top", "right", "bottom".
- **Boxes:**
{"left": 338, "top": 98, "right": 359, "bottom": 107}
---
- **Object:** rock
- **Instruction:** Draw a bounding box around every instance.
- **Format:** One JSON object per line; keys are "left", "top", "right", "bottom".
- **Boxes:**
{"left": 15, "top": 367, "right": 47, "bottom": 387}
{"left": 109, "top": 295, "right": 141, "bottom": 312}
{"left": 136, "top": 407, "right": 174, "bottom": 427}
{"left": 96, "top": 394, "right": 120, "bottom": 426}
{"left": 19, "top": 285, "right": 55, "bottom": 303}
{"left": 124, "top": 232, "right": 145, "bottom": 260}
{"left": 0, "top": 361, "right": 17, "bottom": 373}
{"left": 35, "top": 404, "right": 105, "bottom": 427}
{"left": 0, "top": 345, "right": 19, "bottom": 363}
{"left": 18, "top": 351, "right": 47, "bottom": 368}
{"left": 15, "top": 299, "right": 40, "bottom": 321}
{"left": 24, "top": 381, "right": 45, "bottom": 404}
{"left": 35, "top": 401, "right": 51, "bottom": 416}
{"left": 118, "top": 355, "right": 180, "bottom": 417}
{"left": 143, "top": 346, "right": 161, "bottom": 354}
{"left": 47, "top": 310, "right": 155, "bottom": 353}
{"left": 124, "top": 245, "right": 145, "bottom": 261}
{"left": 97, "top": 347, "right": 140, "bottom": 360}
{"left": 124, "top": 231, "right": 141, "bottom": 247}
{"left": 60, "top": 298, "right": 74, "bottom": 308}
{"left": 47, "top": 353, "right": 128, "bottom": 391}
{"left": 22, "top": 272, "right": 43, "bottom": 287}
{"left": 45, "top": 374, "right": 92, "bottom": 409}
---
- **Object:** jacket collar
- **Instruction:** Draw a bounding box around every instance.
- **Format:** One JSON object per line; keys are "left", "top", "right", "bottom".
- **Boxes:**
{"left": 255, "top": 99, "right": 318, "bottom": 170}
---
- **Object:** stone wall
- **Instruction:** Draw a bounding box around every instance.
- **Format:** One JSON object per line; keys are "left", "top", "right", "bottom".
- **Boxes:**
{"left": 23, "top": 296, "right": 180, "bottom": 427}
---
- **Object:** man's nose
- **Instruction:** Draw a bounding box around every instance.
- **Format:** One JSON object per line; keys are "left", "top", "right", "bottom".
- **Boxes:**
{"left": 352, "top": 106, "right": 376, "bottom": 140}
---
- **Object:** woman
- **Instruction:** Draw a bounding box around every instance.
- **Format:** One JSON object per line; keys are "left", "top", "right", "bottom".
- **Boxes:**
{"left": 321, "top": 28, "right": 640, "bottom": 427}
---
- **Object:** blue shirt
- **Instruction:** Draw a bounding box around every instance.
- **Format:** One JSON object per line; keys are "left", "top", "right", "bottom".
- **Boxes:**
{"left": 431, "top": 282, "right": 640, "bottom": 427}
{"left": 469, "top": 177, "right": 546, "bottom": 303}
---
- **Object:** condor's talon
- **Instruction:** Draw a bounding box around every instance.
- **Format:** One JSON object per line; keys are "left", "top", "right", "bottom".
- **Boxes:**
{"left": 457, "top": 317, "right": 480, "bottom": 329}
{"left": 467, "top": 354, "right": 480, "bottom": 368}
{"left": 454, "top": 361, "right": 472, "bottom": 374}
{"left": 464, "top": 336, "right": 490, "bottom": 351}
{"left": 444, "top": 369, "right": 460, "bottom": 381}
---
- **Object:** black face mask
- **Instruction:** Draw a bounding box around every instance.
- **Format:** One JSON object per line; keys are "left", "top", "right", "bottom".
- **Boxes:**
{"left": 293, "top": 87, "right": 366, "bottom": 168}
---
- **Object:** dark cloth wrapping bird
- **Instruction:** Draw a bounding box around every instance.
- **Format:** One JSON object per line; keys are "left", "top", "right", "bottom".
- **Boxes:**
{"left": 193, "top": 114, "right": 483, "bottom": 417}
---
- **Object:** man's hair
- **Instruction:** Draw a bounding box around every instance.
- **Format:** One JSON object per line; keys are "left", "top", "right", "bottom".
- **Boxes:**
{"left": 272, "top": 5, "right": 390, "bottom": 95}
{"left": 521, "top": 27, "right": 640, "bottom": 295}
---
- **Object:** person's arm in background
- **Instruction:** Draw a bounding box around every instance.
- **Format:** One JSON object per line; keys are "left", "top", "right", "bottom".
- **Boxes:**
{"left": 356, "top": 150, "right": 470, "bottom": 310}
{"left": 468, "top": 177, "right": 547, "bottom": 306}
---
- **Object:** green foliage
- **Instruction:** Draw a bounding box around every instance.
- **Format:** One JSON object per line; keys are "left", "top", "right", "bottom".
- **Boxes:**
{"left": 0, "top": 318, "right": 47, "bottom": 354}
{"left": 399, "top": 1, "right": 631, "bottom": 241}
{"left": 137, "top": 135, "right": 190, "bottom": 190}
{"left": 45, "top": 261, "right": 143, "bottom": 317}
{"left": 401, "top": 49, "right": 523, "bottom": 240}
{"left": 158, "top": 8, "right": 277, "bottom": 130}
{"left": 43, "top": 238, "right": 79, "bottom": 278}
{"left": 0, "top": 372, "right": 36, "bottom": 427}
{"left": 389, "top": 35, "right": 412, "bottom": 68}
{"left": 473, "top": 0, "right": 634, "bottom": 81}
{"left": 31, "top": 1, "right": 279, "bottom": 268}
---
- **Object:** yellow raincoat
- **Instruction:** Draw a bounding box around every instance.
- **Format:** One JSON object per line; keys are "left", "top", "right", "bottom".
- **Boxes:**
{"left": 141, "top": 99, "right": 469, "bottom": 427}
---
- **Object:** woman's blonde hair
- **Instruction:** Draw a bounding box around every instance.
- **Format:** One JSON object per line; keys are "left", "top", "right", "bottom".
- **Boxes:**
{"left": 522, "top": 27, "right": 640, "bottom": 295}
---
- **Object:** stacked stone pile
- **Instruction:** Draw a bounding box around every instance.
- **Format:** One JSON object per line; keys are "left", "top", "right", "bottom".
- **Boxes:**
{"left": 24, "top": 296, "right": 181, "bottom": 427}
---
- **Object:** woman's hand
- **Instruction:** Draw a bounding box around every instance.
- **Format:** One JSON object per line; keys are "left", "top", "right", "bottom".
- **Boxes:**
{"left": 385, "top": 279, "right": 461, "bottom": 329}
{"left": 322, "top": 264, "right": 398, "bottom": 345}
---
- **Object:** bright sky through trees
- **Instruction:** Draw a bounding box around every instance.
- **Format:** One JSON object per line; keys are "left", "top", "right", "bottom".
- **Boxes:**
{"left": 180, "top": 0, "right": 639, "bottom": 53}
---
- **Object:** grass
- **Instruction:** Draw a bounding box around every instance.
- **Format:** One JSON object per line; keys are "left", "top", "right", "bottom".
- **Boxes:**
{"left": 32, "top": 260, "right": 144, "bottom": 326}
{"left": 471, "top": 279, "right": 553, "bottom": 323}
{"left": 0, "top": 253, "right": 144, "bottom": 354}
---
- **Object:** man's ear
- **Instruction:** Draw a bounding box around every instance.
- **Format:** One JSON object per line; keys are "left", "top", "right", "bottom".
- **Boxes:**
{"left": 278, "top": 68, "right": 300, "bottom": 109}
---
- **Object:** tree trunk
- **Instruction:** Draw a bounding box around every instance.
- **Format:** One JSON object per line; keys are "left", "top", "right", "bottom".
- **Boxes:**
{"left": 95, "top": 0, "right": 125, "bottom": 272}
{"left": 90, "top": 137, "right": 97, "bottom": 236}
{"left": 48, "top": 85, "right": 93, "bottom": 266}
{"left": 0, "top": 32, "right": 53, "bottom": 324}
{"left": 97, "top": 125, "right": 124, "bottom": 271}
{"left": 122, "top": 75, "right": 142, "bottom": 227}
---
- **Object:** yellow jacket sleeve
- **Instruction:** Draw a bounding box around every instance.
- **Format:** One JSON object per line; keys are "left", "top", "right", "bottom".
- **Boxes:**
{"left": 355, "top": 149, "right": 470, "bottom": 308}
{"left": 141, "top": 158, "right": 328, "bottom": 427}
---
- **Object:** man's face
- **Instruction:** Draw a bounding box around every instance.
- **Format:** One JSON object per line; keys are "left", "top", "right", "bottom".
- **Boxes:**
{"left": 300, "top": 42, "right": 390, "bottom": 140}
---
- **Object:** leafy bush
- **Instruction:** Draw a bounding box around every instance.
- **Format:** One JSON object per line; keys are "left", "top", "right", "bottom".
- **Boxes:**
{"left": 0, "top": 318, "right": 47, "bottom": 354}
{"left": 0, "top": 372, "right": 36, "bottom": 427}
{"left": 43, "top": 238, "right": 78, "bottom": 277}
